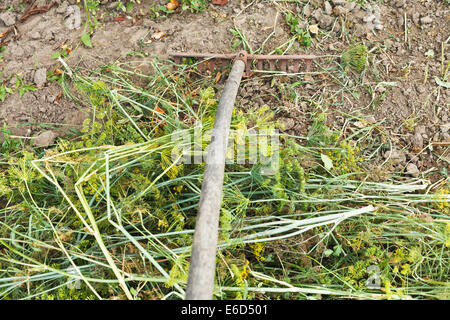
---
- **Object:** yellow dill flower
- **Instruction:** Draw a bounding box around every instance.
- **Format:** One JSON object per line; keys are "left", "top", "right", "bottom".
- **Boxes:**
{"left": 240, "top": 260, "right": 250, "bottom": 280}
{"left": 249, "top": 242, "right": 266, "bottom": 261}
{"left": 434, "top": 185, "right": 449, "bottom": 214}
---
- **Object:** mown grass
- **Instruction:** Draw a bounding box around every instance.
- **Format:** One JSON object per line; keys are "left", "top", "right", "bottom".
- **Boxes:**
{"left": 0, "top": 57, "right": 449, "bottom": 300}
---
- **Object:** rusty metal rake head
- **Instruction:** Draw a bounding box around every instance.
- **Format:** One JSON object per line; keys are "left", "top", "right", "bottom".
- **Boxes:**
{"left": 168, "top": 51, "right": 315, "bottom": 77}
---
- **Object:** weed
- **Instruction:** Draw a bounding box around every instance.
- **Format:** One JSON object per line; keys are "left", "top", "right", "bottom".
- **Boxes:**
{"left": 285, "top": 13, "right": 312, "bottom": 48}
{"left": 341, "top": 44, "right": 369, "bottom": 73}
{"left": 0, "top": 83, "right": 13, "bottom": 102}
{"left": 181, "top": 0, "right": 209, "bottom": 13}
{"left": 14, "top": 76, "right": 37, "bottom": 97}
{"left": 230, "top": 27, "right": 253, "bottom": 53}
{"left": 0, "top": 45, "right": 6, "bottom": 63}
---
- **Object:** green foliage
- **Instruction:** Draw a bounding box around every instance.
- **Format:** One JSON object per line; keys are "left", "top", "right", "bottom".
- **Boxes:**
{"left": 341, "top": 44, "right": 369, "bottom": 73}
{"left": 0, "top": 84, "right": 13, "bottom": 102}
{"left": 230, "top": 27, "right": 252, "bottom": 53}
{"left": 37, "top": 285, "right": 96, "bottom": 300}
{"left": 285, "top": 13, "right": 312, "bottom": 47}
{"left": 14, "top": 76, "right": 37, "bottom": 97}
{"left": 307, "top": 112, "right": 339, "bottom": 147}
{"left": 81, "top": 33, "right": 93, "bottom": 48}
{"left": 0, "top": 59, "right": 448, "bottom": 301}
{"left": 0, "top": 45, "right": 6, "bottom": 63}
{"left": 51, "top": 48, "right": 70, "bottom": 60}
{"left": 181, "top": 0, "right": 209, "bottom": 13}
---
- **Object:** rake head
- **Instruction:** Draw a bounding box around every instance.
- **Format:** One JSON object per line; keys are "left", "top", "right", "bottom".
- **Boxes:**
{"left": 168, "top": 51, "right": 315, "bottom": 77}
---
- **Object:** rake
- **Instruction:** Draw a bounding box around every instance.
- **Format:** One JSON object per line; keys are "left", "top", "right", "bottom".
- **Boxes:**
{"left": 168, "top": 50, "right": 316, "bottom": 300}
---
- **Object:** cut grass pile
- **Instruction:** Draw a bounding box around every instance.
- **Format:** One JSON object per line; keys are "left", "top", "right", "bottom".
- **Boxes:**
{"left": 0, "top": 58, "right": 449, "bottom": 300}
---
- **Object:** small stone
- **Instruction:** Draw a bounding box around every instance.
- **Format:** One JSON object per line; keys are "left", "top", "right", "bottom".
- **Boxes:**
{"left": 374, "top": 11, "right": 381, "bottom": 20}
{"left": 31, "top": 31, "right": 41, "bottom": 40}
{"left": 280, "top": 118, "right": 296, "bottom": 130}
{"left": 396, "top": 14, "right": 404, "bottom": 27}
{"left": 416, "top": 85, "right": 426, "bottom": 94}
{"left": 313, "top": 9, "right": 323, "bottom": 21}
{"left": 9, "top": 44, "right": 24, "bottom": 57}
{"left": 303, "top": 5, "right": 311, "bottom": 17}
{"left": 33, "top": 131, "right": 57, "bottom": 147}
{"left": 107, "top": 2, "right": 118, "bottom": 10}
{"left": 34, "top": 68, "right": 47, "bottom": 88}
{"left": 363, "top": 14, "right": 376, "bottom": 23}
{"left": 406, "top": 163, "right": 420, "bottom": 177}
{"left": 324, "top": 1, "right": 333, "bottom": 15}
{"left": 344, "top": 2, "right": 356, "bottom": 11}
{"left": 438, "top": 129, "right": 450, "bottom": 140}
{"left": 415, "top": 125, "right": 426, "bottom": 135}
{"left": 56, "top": 1, "right": 68, "bottom": 14}
{"left": 395, "top": 0, "right": 406, "bottom": 7}
{"left": 433, "top": 133, "right": 440, "bottom": 142}
{"left": 333, "top": 6, "right": 349, "bottom": 16}
{"left": 366, "top": 21, "right": 374, "bottom": 31}
{"left": 0, "top": 11, "right": 16, "bottom": 27}
{"left": 353, "top": 24, "right": 370, "bottom": 37}
{"left": 440, "top": 123, "right": 450, "bottom": 134}
{"left": 64, "top": 5, "right": 81, "bottom": 30}
{"left": 412, "top": 12, "right": 420, "bottom": 25}
{"left": 420, "top": 16, "right": 433, "bottom": 24}
{"left": 353, "top": 10, "right": 367, "bottom": 19}
{"left": 441, "top": 132, "right": 450, "bottom": 141}
{"left": 374, "top": 23, "right": 383, "bottom": 30}
{"left": 314, "top": 11, "right": 334, "bottom": 29}
{"left": 331, "top": 0, "right": 346, "bottom": 4}
{"left": 384, "top": 149, "right": 406, "bottom": 165}
{"left": 384, "top": 39, "right": 394, "bottom": 49}
{"left": 411, "top": 132, "right": 424, "bottom": 149}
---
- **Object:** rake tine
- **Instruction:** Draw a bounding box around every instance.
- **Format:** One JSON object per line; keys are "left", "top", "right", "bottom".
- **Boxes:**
{"left": 280, "top": 60, "right": 287, "bottom": 73}
{"left": 269, "top": 60, "right": 275, "bottom": 71}
{"left": 168, "top": 51, "right": 316, "bottom": 77}
{"left": 198, "top": 58, "right": 204, "bottom": 71}
{"left": 173, "top": 57, "right": 181, "bottom": 72}
{"left": 305, "top": 59, "right": 312, "bottom": 72}
{"left": 257, "top": 59, "right": 263, "bottom": 71}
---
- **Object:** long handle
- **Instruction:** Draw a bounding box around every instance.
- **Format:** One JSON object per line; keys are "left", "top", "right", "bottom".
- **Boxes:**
{"left": 185, "top": 59, "right": 246, "bottom": 300}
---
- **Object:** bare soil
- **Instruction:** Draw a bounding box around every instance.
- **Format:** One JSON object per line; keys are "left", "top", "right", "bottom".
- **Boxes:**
{"left": 0, "top": 0, "right": 449, "bottom": 174}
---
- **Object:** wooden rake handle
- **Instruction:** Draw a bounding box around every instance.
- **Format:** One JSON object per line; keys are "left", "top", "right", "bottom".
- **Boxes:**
{"left": 185, "top": 58, "right": 246, "bottom": 300}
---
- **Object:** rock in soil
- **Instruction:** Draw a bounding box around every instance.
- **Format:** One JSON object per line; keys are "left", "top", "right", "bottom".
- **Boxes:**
{"left": 0, "top": 11, "right": 16, "bottom": 27}
{"left": 34, "top": 68, "right": 47, "bottom": 88}
{"left": 406, "top": 163, "right": 420, "bottom": 177}
{"left": 324, "top": 1, "right": 333, "bottom": 15}
{"left": 279, "top": 117, "right": 296, "bottom": 131}
{"left": 420, "top": 16, "right": 433, "bottom": 24}
{"left": 64, "top": 5, "right": 81, "bottom": 30}
{"left": 384, "top": 149, "right": 406, "bottom": 165}
{"left": 33, "top": 131, "right": 57, "bottom": 147}
{"left": 411, "top": 132, "right": 424, "bottom": 149}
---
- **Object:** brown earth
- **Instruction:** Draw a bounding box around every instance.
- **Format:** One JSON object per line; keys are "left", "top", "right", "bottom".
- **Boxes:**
{"left": 0, "top": 0, "right": 449, "bottom": 175}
